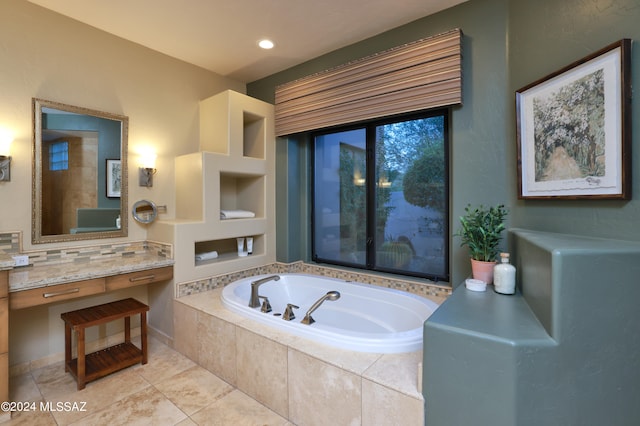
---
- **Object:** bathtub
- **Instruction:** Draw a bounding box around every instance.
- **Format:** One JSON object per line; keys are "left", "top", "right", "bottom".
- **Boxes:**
{"left": 221, "top": 273, "right": 439, "bottom": 353}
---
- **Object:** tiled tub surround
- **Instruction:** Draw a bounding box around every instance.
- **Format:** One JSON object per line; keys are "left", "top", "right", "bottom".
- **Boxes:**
{"left": 175, "top": 290, "right": 427, "bottom": 425}
{"left": 177, "top": 260, "right": 451, "bottom": 303}
{"left": 175, "top": 264, "right": 448, "bottom": 425}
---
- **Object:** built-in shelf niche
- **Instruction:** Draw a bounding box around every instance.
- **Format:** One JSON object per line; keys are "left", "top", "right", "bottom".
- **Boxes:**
{"left": 220, "top": 172, "right": 265, "bottom": 218}
{"left": 195, "top": 235, "right": 264, "bottom": 266}
{"left": 199, "top": 90, "right": 270, "bottom": 159}
{"left": 243, "top": 111, "right": 265, "bottom": 159}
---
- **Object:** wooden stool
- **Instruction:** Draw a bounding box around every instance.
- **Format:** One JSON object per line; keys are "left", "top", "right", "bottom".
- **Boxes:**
{"left": 61, "top": 298, "right": 149, "bottom": 390}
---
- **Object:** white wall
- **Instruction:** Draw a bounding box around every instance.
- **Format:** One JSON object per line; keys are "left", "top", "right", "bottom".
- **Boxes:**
{"left": 1, "top": 0, "right": 245, "bottom": 366}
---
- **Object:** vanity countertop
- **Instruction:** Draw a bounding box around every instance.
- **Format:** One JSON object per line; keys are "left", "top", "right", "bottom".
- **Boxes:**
{"left": 9, "top": 251, "right": 174, "bottom": 292}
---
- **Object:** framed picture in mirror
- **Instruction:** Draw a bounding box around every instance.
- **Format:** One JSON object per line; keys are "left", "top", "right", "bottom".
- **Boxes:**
{"left": 106, "top": 159, "right": 121, "bottom": 198}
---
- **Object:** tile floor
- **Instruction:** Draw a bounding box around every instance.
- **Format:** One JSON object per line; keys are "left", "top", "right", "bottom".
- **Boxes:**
{"left": 3, "top": 336, "right": 292, "bottom": 425}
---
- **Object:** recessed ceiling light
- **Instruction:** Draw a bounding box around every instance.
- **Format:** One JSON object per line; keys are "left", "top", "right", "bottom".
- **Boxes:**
{"left": 258, "top": 39, "right": 275, "bottom": 49}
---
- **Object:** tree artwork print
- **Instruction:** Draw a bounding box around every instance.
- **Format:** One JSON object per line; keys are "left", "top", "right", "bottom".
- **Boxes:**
{"left": 532, "top": 69, "right": 605, "bottom": 183}
{"left": 516, "top": 39, "right": 630, "bottom": 199}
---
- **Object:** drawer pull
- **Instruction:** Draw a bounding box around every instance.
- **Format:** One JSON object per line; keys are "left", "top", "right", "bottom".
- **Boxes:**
{"left": 43, "top": 288, "right": 80, "bottom": 298}
{"left": 129, "top": 274, "right": 155, "bottom": 282}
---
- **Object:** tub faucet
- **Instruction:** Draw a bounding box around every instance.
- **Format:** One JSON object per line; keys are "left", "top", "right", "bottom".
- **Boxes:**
{"left": 301, "top": 291, "right": 341, "bottom": 325}
{"left": 283, "top": 303, "right": 299, "bottom": 321}
{"left": 249, "top": 275, "right": 280, "bottom": 308}
{"left": 258, "top": 296, "right": 272, "bottom": 313}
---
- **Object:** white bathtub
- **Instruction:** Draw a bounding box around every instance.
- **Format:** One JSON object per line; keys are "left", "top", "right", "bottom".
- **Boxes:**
{"left": 221, "top": 273, "right": 439, "bottom": 353}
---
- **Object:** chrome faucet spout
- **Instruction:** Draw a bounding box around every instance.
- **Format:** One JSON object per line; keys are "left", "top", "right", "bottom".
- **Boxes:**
{"left": 301, "top": 291, "right": 341, "bottom": 325}
{"left": 249, "top": 275, "right": 280, "bottom": 308}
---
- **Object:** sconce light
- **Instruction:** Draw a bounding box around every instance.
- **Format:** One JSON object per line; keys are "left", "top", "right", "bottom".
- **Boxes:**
{"left": 378, "top": 178, "right": 392, "bottom": 188}
{"left": 0, "top": 130, "right": 13, "bottom": 182}
{"left": 138, "top": 151, "right": 157, "bottom": 187}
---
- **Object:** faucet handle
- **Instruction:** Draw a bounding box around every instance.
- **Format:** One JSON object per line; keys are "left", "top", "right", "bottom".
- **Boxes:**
{"left": 283, "top": 303, "right": 299, "bottom": 321}
{"left": 259, "top": 296, "right": 272, "bottom": 313}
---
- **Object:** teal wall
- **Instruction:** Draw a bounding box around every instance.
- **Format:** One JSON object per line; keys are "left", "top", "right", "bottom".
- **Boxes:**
{"left": 44, "top": 113, "right": 121, "bottom": 208}
{"left": 248, "top": 0, "right": 640, "bottom": 286}
{"left": 509, "top": 0, "right": 640, "bottom": 239}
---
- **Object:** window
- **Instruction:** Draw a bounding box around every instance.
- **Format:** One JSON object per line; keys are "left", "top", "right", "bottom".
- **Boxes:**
{"left": 49, "top": 141, "right": 69, "bottom": 171}
{"left": 312, "top": 110, "right": 449, "bottom": 281}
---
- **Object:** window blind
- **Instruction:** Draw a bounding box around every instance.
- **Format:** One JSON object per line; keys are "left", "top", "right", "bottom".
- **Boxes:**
{"left": 275, "top": 29, "right": 462, "bottom": 136}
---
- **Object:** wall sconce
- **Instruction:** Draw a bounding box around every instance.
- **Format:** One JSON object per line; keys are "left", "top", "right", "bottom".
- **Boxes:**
{"left": 0, "top": 131, "right": 13, "bottom": 182}
{"left": 378, "top": 178, "right": 392, "bottom": 188}
{"left": 138, "top": 152, "right": 157, "bottom": 187}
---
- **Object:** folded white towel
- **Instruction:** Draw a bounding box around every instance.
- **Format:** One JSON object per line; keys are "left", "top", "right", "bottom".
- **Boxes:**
{"left": 195, "top": 251, "right": 218, "bottom": 261}
{"left": 220, "top": 210, "right": 255, "bottom": 219}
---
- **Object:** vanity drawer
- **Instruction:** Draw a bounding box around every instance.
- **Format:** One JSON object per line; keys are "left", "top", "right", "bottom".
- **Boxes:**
{"left": 106, "top": 266, "right": 173, "bottom": 291}
{"left": 10, "top": 278, "right": 105, "bottom": 310}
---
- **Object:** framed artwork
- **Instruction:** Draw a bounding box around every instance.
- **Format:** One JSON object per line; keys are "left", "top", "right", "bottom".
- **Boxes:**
{"left": 516, "top": 39, "right": 631, "bottom": 199}
{"left": 106, "top": 159, "right": 121, "bottom": 198}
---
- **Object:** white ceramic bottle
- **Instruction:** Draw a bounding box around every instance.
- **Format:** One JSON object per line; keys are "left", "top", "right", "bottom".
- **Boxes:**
{"left": 493, "top": 252, "right": 516, "bottom": 295}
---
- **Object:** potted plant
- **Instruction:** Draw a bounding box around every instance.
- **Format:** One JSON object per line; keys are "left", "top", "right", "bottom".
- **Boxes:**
{"left": 455, "top": 204, "right": 508, "bottom": 284}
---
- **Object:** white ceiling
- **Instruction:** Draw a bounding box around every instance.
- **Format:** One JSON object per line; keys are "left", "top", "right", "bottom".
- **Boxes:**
{"left": 28, "top": 0, "right": 466, "bottom": 83}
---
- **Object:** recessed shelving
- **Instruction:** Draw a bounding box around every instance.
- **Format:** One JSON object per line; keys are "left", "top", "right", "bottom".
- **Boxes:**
{"left": 169, "top": 90, "right": 275, "bottom": 284}
{"left": 199, "top": 90, "right": 269, "bottom": 158}
{"left": 243, "top": 111, "right": 265, "bottom": 159}
{"left": 195, "top": 235, "right": 264, "bottom": 266}
{"left": 220, "top": 172, "right": 265, "bottom": 218}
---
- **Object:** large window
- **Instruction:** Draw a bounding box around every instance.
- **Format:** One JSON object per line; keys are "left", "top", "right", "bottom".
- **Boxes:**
{"left": 312, "top": 110, "right": 449, "bottom": 281}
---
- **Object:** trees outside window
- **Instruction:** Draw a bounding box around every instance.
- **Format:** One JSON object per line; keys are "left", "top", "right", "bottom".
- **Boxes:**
{"left": 312, "top": 110, "right": 449, "bottom": 281}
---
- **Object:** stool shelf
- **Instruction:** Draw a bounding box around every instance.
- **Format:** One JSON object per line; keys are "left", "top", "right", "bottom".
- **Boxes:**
{"left": 61, "top": 298, "right": 149, "bottom": 390}
{"left": 66, "top": 342, "right": 143, "bottom": 384}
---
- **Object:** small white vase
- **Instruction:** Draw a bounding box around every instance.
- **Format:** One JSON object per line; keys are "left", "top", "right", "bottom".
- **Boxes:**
{"left": 494, "top": 253, "right": 516, "bottom": 294}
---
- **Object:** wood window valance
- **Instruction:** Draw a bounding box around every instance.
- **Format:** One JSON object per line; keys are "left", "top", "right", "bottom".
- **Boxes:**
{"left": 275, "top": 28, "right": 462, "bottom": 136}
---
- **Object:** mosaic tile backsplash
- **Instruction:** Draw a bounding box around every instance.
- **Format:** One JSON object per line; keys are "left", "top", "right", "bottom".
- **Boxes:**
{"left": 2, "top": 230, "right": 449, "bottom": 302}
{"left": 0, "top": 232, "right": 21, "bottom": 254}
{"left": 0, "top": 231, "right": 172, "bottom": 266}
{"left": 176, "top": 261, "right": 452, "bottom": 302}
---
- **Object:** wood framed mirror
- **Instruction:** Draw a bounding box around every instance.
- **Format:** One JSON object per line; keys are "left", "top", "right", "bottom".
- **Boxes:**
{"left": 32, "top": 98, "right": 128, "bottom": 244}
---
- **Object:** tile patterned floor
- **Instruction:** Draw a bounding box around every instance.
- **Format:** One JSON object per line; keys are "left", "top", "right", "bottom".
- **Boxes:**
{"left": 3, "top": 337, "right": 292, "bottom": 425}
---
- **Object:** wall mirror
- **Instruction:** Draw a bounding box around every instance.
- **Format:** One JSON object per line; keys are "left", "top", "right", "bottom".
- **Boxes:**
{"left": 32, "top": 98, "right": 128, "bottom": 244}
{"left": 132, "top": 200, "right": 158, "bottom": 224}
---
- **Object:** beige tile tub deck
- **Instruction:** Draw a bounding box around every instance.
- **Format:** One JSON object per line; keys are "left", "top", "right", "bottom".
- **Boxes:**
{"left": 175, "top": 288, "right": 425, "bottom": 425}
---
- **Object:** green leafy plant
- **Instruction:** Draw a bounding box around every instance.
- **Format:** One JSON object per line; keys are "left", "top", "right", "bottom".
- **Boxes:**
{"left": 455, "top": 204, "right": 508, "bottom": 262}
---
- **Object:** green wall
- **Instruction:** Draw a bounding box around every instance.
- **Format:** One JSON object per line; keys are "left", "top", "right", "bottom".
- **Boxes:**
{"left": 509, "top": 0, "right": 640, "bottom": 239}
{"left": 249, "top": 0, "right": 639, "bottom": 286}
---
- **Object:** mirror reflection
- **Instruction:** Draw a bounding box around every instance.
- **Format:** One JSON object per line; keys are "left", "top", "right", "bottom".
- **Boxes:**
{"left": 32, "top": 98, "right": 128, "bottom": 244}
{"left": 132, "top": 200, "right": 158, "bottom": 224}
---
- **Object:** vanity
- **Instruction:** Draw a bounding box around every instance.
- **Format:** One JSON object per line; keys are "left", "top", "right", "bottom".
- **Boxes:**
{"left": 8, "top": 248, "right": 173, "bottom": 310}
{"left": 0, "top": 97, "right": 175, "bottom": 409}
{"left": 0, "top": 240, "right": 173, "bottom": 405}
